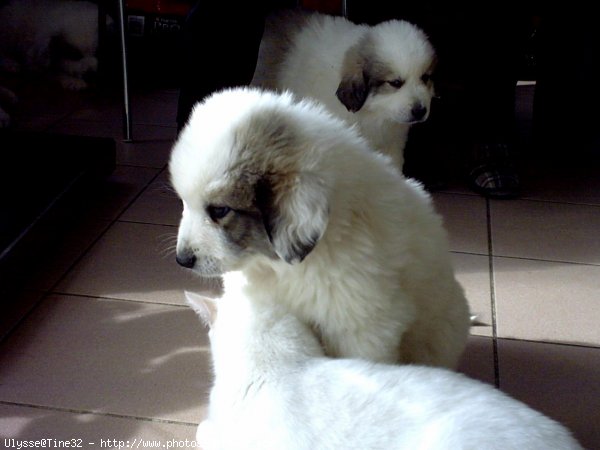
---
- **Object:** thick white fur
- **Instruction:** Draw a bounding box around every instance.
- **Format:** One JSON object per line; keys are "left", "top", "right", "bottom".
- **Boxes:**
{"left": 0, "top": 0, "right": 100, "bottom": 91}
{"left": 252, "top": 10, "right": 436, "bottom": 169}
{"left": 171, "top": 88, "right": 469, "bottom": 368}
{"left": 186, "top": 285, "right": 583, "bottom": 450}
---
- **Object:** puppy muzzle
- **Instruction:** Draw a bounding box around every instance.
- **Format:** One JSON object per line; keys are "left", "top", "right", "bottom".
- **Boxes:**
{"left": 176, "top": 251, "right": 197, "bottom": 269}
{"left": 410, "top": 104, "right": 428, "bottom": 122}
{"left": 176, "top": 250, "right": 224, "bottom": 277}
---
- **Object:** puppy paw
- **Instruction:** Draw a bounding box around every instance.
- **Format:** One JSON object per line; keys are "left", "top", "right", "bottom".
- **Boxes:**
{"left": 80, "top": 56, "right": 98, "bottom": 73}
{"left": 62, "top": 56, "right": 98, "bottom": 76}
{"left": 0, "top": 107, "right": 11, "bottom": 128}
{"left": 57, "top": 75, "right": 88, "bottom": 91}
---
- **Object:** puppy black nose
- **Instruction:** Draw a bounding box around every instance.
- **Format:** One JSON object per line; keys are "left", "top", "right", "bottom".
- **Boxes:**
{"left": 411, "top": 104, "right": 427, "bottom": 121}
{"left": 176, "top": 252, "right": 196, "bottom": 269}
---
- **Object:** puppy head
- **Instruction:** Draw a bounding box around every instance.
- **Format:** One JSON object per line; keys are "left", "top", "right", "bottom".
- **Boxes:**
{"left": 170, "top": 89, "right": 330, "bottom": 278}
{"left": 336, "top": 20, "right": 436, "bottom": 124}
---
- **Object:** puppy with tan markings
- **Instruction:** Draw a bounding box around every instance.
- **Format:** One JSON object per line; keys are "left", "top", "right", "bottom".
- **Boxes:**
{"left": 252, "top": 10, "right": 436, "bottom": 169}
{"left": 170, "top": 88, "right": 469, "bottom": 368}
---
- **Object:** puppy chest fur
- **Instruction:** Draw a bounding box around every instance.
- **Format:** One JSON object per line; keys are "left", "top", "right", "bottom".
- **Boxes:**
{"left": 171, "top": 88, "right": 470, "bottom": 368}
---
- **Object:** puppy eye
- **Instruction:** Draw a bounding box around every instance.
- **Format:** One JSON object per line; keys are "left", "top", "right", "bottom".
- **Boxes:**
{"left": 421, "top": 73, "right": 432, "bottom": 83}
{"left": 387, "top": 79, "right": 404, "bottom": 89}
{"left": 207, "top": 205, "right": 232, "bottom": 222}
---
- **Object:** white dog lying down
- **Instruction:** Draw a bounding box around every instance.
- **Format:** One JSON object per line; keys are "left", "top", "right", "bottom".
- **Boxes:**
{"left": 170, "top": 88, "right": 469, "bottom": 368}
{"left": 252, "top": 10, "right": 436, "bottom": 169}
{"left": 186, "top": 283, "right": 583, "bottom": 450}
{"left": 0, "top": 0, "right": 101, "bottom": 92}
{"left": 0, "top": 0, "right": 102, "bottom": 127}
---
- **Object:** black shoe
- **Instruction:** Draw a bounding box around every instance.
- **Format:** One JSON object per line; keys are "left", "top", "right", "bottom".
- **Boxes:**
{"left": 468, "top": 143, "right": 520, "bottom": 199}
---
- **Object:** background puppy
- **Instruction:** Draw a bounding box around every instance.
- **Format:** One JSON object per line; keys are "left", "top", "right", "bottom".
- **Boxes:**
{"left": 186, "top": 285, "right": 583, "bottom": 450}
{"left": 170, "top": 88, "right": 469, "bottom": 368}
{"left": 252, "top": 10, "right": 436, "bottom": 169}
{"left": 0, "top": 0, "right": 101, "bottom": 92}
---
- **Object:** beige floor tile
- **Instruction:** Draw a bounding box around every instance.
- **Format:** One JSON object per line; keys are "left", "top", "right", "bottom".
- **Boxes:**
{"left": 12, "top": 114, "right": 68, "bottom": 132}
{"left": 494, "top": 257, "right": 600, "bottom": 346}
{"left": 10, "top": 79, "right": 90, "bottom": 119}
{"left": 27, "top": 218, "right": 112, "bottom": 292}
{"left": 451, "top": 253, "right": 493, "bottom": 337}
{"left": 0, "top": 295, "right": 211, "bottom": 424}
{"left": 131, "top": 90, "right": 179, "bottom": 128}
{"left": 64, "top": 94, "right": 123, "bottom": 126}
{"left": 457, "top": 335, "right": 496, "bottom": 386}
{"left": 47, "top": 118, "right": 120, "bottom": 139}
{"left": 431, "top": 193, "right": 489, "bottom": 255}
{"left": 497, "top": 339, "right": 600, "bottom": 450}
{"left": 521, "top": 166, "right": 600, "bottom": 207}
{"left": 120, "top": 172, "right": 182, "bottom": 226}
{"left": 0, "top": 289, "right": 44, "bottom": 341}
{"left": 48, "top": 121, "right": 177, "bottom": 169}
{"left": 490, "top": 199, "right": 600, "bottom": 265}
{"left": 13, "top": 165, "right": 158, "bottom": 293}
{"left": 55, "top": 222, "right": 221, "bottom": 304}
{"left": 69, "top": 89, "right": 178, "bottom": 128}
{"left": 117, "top": 135, "right": 177, "bottom": 169}
{"left": 0, "top": 404, "right": 198, "bottom": 449}
{"left": 14, "top": 83, "right": 177, "bottom": 133}
{"left": 93, "top": 166, "right": 161, "bottom": 221}
{"left": 435, "top": 180, "right": 478, "bottom": 196}
{"left": 3, "top": 167, "right": 157, "bottom": 294}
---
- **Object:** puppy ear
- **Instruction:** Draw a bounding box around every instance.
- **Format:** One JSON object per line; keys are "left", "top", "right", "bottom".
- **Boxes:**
{"left": 184, "top": 291, "right": 218, "bottom": 328}
{"left": 255, "top": 173, "right": 329, "bottom": 264}
{"left": 336, "top": 44, "right": 370, "bottom": 112}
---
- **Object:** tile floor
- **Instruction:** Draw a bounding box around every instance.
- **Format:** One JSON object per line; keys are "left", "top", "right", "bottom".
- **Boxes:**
{"left": 0, "top": 83, "right": 599, "bottom": 449}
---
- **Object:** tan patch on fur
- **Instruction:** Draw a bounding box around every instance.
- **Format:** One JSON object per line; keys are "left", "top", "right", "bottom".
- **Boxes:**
{"left": 337, "top": 34, "right": 395, "bottom": 111}
{"left": 198, "top": 108, "right": 309, "bottom": 262}
{"left": 232, "top": 109, "right": 301, "bottom": 184}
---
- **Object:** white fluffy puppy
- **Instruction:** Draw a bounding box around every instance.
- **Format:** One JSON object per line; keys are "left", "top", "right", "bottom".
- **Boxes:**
{"left": 252, "top": 10, "right": 436, "bottom": 169}
{"left": 170, "top": 88, "right": 469, "bottom": 368}
{"left": 186, "top": 284, "right": 583, "bottom": 450}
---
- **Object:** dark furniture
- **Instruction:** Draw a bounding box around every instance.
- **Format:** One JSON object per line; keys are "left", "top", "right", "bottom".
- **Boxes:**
{"left": 0, "top": 131, "right": 116, "bottom": 337}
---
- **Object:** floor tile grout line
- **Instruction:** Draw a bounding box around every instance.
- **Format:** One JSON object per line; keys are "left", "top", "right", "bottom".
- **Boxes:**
{"left": 47, "top": 291, "right": 195, "bottom": 309}
{"left": 116, "top": 219, "right": 178, "bottom": 228}
{"left": 46, "top": 116, "right": 178, "bottom": 129}
{"left": 450, "top": 250, "right": 490, "bottom": 257}
{"left": 435, "top": 189, "right": 600, "bottom": 209}
{"left": 0, "top": 216, "right": 110, "bottom": 345}
{"left": 52, "top": 165, "right": 168, "bottom": 285}
{"left": 494, "top": 336, "right": 600, "bottom": 350}
{"left": 116, "top": 163, "right": 169, "bottom": 170}
{"left": 489, "top": 254, "right": 600, "bottom": 268}
{"left": 0, "top": 400, "right": 198, "bottom": 427}
{"left": 486, "top": 199, "right": 500, "bottom": 389}
{"left": 41, "top": 111, "right": 80, "bottom": 132}
{"left": 519, "top": 198, "right": 600, "bottom": 208}
{"left": 502, "top": 197, "right": 600, "bottom": 209}
{"left": 431, "top": 190, "right": 481, "bottom": 199}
